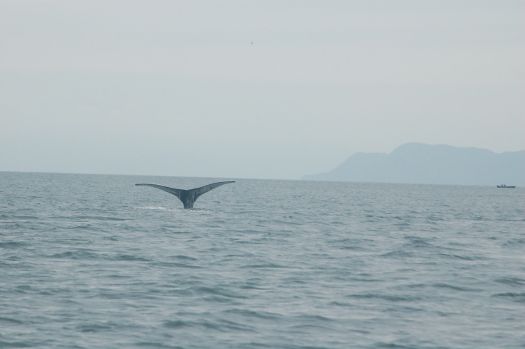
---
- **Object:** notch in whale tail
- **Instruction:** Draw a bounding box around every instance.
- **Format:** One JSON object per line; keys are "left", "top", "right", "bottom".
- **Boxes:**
{"left": 135, "top": 181, "right": 235, "bottom": 209}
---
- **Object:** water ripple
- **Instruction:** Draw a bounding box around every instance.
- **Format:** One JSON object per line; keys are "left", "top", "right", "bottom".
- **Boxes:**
{"left": 1, "top": 173, "right": 524, "bottom": 348}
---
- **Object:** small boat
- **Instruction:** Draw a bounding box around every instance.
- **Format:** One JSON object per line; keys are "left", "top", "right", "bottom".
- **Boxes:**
{"left": 497, "top": 184, "right": 516, "bottom": 188}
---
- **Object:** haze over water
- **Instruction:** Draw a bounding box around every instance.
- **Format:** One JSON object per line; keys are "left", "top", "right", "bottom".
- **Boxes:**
{"left": 1, "top": 172, "right": 524, "bottom": 348}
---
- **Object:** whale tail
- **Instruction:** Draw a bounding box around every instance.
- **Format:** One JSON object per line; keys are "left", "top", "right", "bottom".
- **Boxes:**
{"left": 135, "top": 181, "right": 235, "bottom": 209}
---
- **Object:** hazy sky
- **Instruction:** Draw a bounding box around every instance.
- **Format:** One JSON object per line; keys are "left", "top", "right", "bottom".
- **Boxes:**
{"left": 1, "top": 1, "right": 524, "bottom": 179}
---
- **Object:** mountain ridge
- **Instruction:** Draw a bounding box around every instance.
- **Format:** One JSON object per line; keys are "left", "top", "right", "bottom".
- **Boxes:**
{"left": 305, "top": 143, "right": 525, "bottom": 186}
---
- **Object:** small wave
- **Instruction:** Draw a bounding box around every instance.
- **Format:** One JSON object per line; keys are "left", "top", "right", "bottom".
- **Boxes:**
{"left": 171, "top": 254, "right": 198, "bottom": 261}
{"left": 292, "top": 314, "right": 334, "bottom": 323}
{"left": 239, "top": 283, "right": 268, "bottom": 290}
{"left": 404, "top": 236, "right": 435, "bottom": 248}
{"left": 337, "top": 244, "right": 363, "bottom": 251}
{"left": 503, "top": 238, "right": 525, "bottom": 247}
{"left": 329, "top": 301, "right": 353, "bottom": 307}
{"left": 135, "top": 341, "right": 184, "bottom": 349}
{"left": 77, "top": 323, "right": 114, "bottom": 333}
{"left": 163, "top": 319, "right": 190, "bottom": 329}
{"left": 380, "top": 250, "right": 413, "bottom": 258}
{"left": 285, "top": 314, "right": 337, "bottom": 334}
{"left": 0, "top": 340, "right": 33, "bottom": 348}
{"left": 163, "top": 318, "right": 254, "bottom": 332}
{"left": 50, "top": 250, "right": 151, "bottom": 262}
{"left": 492, "top": 292, "right": 525, "bottom": 302}
{"left": 10, "top": 215, "right": 39, "bottom": 220}
{"left": 0, "top": 316, "right": 24, "bottom": 325}
{"left": 113, "top": 254, "right": 150, "bottom": 262}
{"left": 70, "top": 215, "right": 128, "bottom": 221}
{"left": 287, "top": 323, "right": 336, "bottom": 332}
{"left": 65, "top": 224, "right": 93, "bottom": 229}
{"left": 348, "top": 293, "right": 420, "bottom": 302}
{"left": 494, "top": 276, "right": 525, "bottom": 286}
{"left": 137, "top": 206, "right": 170, "bottom": 211}
{"left": 330, "top": 238, "right": 364, "bottom": 250}
{"left": 50, "top": 250, "right": 100, "bottom": 260}
{"left": 241, "top": 263, "right": 288, "bottom": 269}
{"left": 206, "top": 318, "right": 256, "bottom": 332}
{"left": 438, "top": 252, "right": 485, "bottom": 261}
{"left": 0, "top": 220, "right": 19, "bottom": 225}
{"left": 383, "top": 305, "right": 425, "bottom": 314}
{"left": 193, "top": 286, "right": 248, "bottom": 300}
{"left": 373, "top": 342, "right": 414, "bottom": 349}
{"left": 431, "top": 283, "right": 480, "bottom": 292}
{"left": 0, "top": 241, "right": 28, "bottom": 249}
{"left": 14, "top": 285, "right": 34, "bottom": 294}
{"left": 224, "top": 308, "right": 282, "bottom": 320}
{"left": 154, "top": 261, "right": 202, "bottom": 269}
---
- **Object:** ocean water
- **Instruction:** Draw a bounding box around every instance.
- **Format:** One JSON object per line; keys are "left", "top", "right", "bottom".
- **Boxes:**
{"left": 1, "top": 172, "right": 524, "bottom": 349}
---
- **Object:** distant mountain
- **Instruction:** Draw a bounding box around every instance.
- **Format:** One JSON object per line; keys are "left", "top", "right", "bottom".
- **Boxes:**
{"left": 304, "top": 143, "right": 525, "bottom": 186}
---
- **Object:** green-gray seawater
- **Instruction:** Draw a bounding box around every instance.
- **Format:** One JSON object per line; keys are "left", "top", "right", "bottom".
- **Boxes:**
{"left": 1, "top": 172, "right": 524, "bottom": 348}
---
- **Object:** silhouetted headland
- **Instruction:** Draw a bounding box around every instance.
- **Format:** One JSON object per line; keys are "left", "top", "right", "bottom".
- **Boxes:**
{"left": 305, "top": 143, "right": 525, "bottom": 186}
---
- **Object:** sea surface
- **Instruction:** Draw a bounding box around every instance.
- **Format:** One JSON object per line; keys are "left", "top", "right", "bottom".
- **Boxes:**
{"left": 1, "top": 172, "right": 524, "bottom": 349}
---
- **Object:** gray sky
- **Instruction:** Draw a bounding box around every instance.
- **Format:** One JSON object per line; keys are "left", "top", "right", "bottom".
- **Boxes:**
{"left": 1, "top": 0, "right": 524, "bottom": 179}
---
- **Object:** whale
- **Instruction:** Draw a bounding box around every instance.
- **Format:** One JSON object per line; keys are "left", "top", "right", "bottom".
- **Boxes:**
{"left": 135, "top": 181, "right": 235, "bottom": 209}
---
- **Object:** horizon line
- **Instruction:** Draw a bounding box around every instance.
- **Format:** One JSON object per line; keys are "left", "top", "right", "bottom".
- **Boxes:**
{"left": 0, "top": 169, "right": 512, "bottom": 188}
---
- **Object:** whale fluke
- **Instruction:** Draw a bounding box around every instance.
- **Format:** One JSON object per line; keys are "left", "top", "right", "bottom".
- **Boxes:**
{"left": 135, "top": 181, "right": 235, "bottom": 209}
